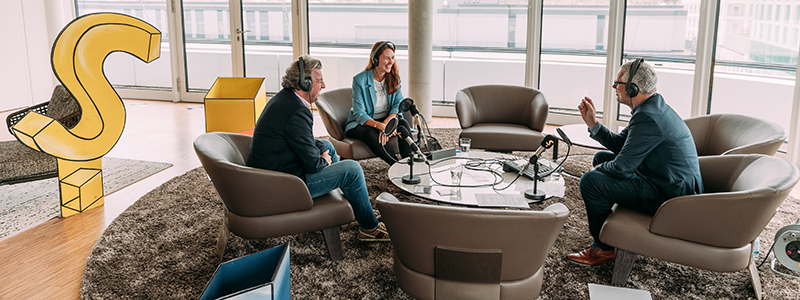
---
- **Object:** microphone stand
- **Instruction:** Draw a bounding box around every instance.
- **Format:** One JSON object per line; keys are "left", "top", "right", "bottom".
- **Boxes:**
{"left": 524, "top": 155, "right": 546, "bottom": 202}
{"left": 402, "top": 147, "right": 421, "bottom": 184}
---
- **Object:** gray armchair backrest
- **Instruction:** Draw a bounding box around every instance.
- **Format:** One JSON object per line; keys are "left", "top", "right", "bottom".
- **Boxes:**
{"left": 377, "top": 195, "right": 568, "bottom": 281}
{"left": 650, "top": 154, "right": 799, "bottom": 248}
{"left": 455, "top": 85, "right": 548, "bottom": 131}
{"left": 317, "top": 87, "right": 353, "bottom": 141}
{"left": 684, "top": 114, "right": 786, "bottom": 156}
{"left": 193, "top": 132, "right": 314, "bottom": 217}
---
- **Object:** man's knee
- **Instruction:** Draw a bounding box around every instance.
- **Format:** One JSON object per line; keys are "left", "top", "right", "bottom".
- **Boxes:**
{"left": 339, "top": 160, "right": 364, "bottom": 179}
{"left": 579, "top": 170, "right": 606, "bottom": 197}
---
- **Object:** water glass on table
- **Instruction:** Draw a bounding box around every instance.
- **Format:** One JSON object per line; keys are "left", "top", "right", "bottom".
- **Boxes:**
{"left": 459, "top": 138, "right": 471, "bottom": 156}
{"left": 449, "top": 164, "right": 463, "bottom": 186}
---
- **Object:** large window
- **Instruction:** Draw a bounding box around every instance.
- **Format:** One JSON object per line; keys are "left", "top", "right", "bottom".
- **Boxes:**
{"left": 308, "top": 1, "right": 409, "bottom": 92}
{"left": 242, "top": 0, "right": 293, "bottom": 93}
{"left": 182, "top": 0, "right": 233, "bottom": 92}
{"left": 433, "top": 0, "right": 528, "bottom": 103}
{"left": 711, "top": 0, "right": 798, "bottom": 152}
{"left": 307, "top": 0, "right": 529, "bottom": 103}
{"left": 539, "top": 1, "right": 611, "bottom": 119}
{"left": 621, "top": 1, "right": 695, "bottom": 120}
{"left": 76, "top": 0, "right": 174, "bottom": 91}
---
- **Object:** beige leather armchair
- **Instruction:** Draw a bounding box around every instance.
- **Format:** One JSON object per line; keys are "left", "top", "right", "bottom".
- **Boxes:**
{"left": 684, "top": 114, "right": 786, "bottom": 156}
{"left": 193, "top": 132, "right": 355, "bottom": 260}
{"left": 455, "top": 85, "right": 548, "bottom": 152}
{"left": 599, "top": 154, "right": 800, "bottom": 300}
{"left": 377, "top": 193, "right": 568, "bottom": 300}
{"left": 316, "top": 87, "right": 399, "bottom": 160}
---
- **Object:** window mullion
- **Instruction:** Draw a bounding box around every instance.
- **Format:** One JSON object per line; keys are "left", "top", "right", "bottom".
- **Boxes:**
{"left": 690, "top": 0, "right": 719, "bottom": 117}
{"left": 602, "top": 0, "right": 625, "bottom": 128}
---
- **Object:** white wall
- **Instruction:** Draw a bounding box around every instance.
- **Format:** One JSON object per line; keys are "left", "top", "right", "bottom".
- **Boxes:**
{"left": 0, "top": 0, "right": 72, "bottom": 112}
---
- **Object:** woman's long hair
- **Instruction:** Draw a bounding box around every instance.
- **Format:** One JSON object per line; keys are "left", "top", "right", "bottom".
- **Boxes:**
{"left": 365, "top": 41, "right": 400, "bottom": 95}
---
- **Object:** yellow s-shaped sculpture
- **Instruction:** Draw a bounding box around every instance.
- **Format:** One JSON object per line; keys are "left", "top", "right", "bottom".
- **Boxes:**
{"left": 10, "top": 13, "right": 160, "bottom": 217}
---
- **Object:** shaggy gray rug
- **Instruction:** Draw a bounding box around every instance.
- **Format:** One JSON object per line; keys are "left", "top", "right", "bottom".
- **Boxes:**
{"left": 81, "top": 128, "right": 800, "bottom": 299}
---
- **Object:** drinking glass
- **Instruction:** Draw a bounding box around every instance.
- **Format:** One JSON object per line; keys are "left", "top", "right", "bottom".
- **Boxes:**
{"left": 459, "top": 138, "right": 471, "bottom": 156}
{"left": 449, "top": 164, "right": 463, "bottom": 186}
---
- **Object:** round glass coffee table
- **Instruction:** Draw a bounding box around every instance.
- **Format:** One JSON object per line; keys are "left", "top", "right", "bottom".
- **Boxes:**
{"left": 387, "top": 151, "right": 565, "bottom": 207}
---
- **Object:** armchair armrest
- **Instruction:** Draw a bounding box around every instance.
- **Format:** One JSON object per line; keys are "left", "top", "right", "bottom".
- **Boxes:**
{"left": 455, "top": 89, "right": 478, "bottom": 129}
{"left": 205, "top": 160, "right": 314, "bottom": 217}
{"left": 722, "top": 137, "right": 786, "bottom": 156}
{"left": 649, "top": 188, "right": 788, "bottom": 248}
{"left": 525, "top": 93, "right": 548, "bottom": 132}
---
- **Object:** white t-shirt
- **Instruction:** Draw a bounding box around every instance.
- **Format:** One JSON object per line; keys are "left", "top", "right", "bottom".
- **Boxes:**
{"left": 373, "top": 79, "right": 390, "bottom": 120}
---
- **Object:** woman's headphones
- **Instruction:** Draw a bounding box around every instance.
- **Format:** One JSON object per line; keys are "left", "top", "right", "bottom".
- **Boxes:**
{"left": 371, "top": 41, "right": 396, "bottom": 67}
{"left": 625, "top": 58, "right": 643, "bottom": 98}
{"left": 297, "top": 56, "right": 312, "bottom": 92}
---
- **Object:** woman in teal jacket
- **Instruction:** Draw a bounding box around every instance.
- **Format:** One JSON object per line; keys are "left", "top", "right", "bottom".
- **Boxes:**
{"left": 344, "top": 41, "right": 411, "bottom": 165}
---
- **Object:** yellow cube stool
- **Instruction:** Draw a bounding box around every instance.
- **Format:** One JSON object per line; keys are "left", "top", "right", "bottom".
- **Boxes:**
{"left": 60, "top": 167, "right": 103, "bottom": 217}
{"left": 205, "top": 77, "right": 268, "bottom": 133}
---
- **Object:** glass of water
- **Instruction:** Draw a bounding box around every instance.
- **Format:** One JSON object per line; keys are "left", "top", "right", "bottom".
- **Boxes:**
{"left": 449, "top": 164, "right": 463, "bottom": 185}
{"left": 459, "top": 138, "right": 471, "bottom": 156}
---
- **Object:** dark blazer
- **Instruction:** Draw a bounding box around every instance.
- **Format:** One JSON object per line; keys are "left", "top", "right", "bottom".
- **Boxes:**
{"left": 590, "top": 93, "right": 704, "bottom": 212}
{"left": 247, "top": 88, "right": 327, "bottom": 181}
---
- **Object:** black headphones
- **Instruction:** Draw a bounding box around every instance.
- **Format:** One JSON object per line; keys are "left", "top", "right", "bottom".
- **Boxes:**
{"left": 297, "top": 56, "right": 312, "bottom": 92}
{"left": 625, "top": 58, "right": 644, "bottom": 98}
{"left": 371, "top": 41, "right": 396, "bottom": 67}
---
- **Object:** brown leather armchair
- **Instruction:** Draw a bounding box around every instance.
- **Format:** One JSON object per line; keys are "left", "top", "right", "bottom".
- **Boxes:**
{"left": 455, "top": 85, "right": 548, "bottom": 152}
{"left": 684, "top": 114, "right": 786, "bottom": 156}
{"left": 193, "top": 132, "right": 355, "bottom": 260}
{"left": 316, "top": 87, "right": 400, "bottom": 160}
{"left": 376, "top": 193, "right": 568, "bottom": 300}
{"left": 599, "top": 154, "right": 800, "bottom": 300}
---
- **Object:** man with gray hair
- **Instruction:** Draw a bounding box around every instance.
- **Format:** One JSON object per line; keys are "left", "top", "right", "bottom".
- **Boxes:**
{"left": 566, "top": 58, "right": 703, "bottom": 266}
{"left": 248, "top": 55, "right": 390, "bottom": 242}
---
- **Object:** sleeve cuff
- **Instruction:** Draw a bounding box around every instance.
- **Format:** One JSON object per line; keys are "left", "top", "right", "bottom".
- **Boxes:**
{"left": 589, "top": 122, "right": 602, "bottom": 136}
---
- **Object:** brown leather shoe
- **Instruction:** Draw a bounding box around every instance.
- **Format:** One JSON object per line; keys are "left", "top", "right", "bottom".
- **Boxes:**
{"left": 566, "top": 244, "right": 616, "bottom": 266}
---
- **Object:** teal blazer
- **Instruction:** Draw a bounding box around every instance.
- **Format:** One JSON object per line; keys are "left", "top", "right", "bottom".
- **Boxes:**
{"left": 344, "top": 69, "right": 404, "bottom": 133}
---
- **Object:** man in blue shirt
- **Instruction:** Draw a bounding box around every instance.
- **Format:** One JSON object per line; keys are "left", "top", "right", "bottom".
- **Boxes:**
{"left": 566, "top": 59, "right": 704, "bottom": 266}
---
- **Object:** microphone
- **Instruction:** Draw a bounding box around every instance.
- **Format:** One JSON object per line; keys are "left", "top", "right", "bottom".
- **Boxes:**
{"left": 519, "top": 135, "right": 557, "bottom": 176}
{"left": 397, "top": 123, "right": 428, "bottom": 164}
{"left": 556, "top": 128, "right": 572, "bottom": 147}
{"left": 383, "top": 117, "right": 398, "bottom": 136}
{"left": 533, "top": 135, "right": 557, "bottom": 157}
{"left": 399, "top": 98, "right": 419, "bottom": 116}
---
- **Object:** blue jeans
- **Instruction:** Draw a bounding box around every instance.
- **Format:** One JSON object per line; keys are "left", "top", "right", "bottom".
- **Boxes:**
{"left": 579, "top": 151, "right": 662, "bottom": 250}
{"left": 305, "top": 139, "right": 379, "bottom": 230}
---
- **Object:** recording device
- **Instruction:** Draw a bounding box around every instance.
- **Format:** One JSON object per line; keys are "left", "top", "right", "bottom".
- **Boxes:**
{"left": 383, "top": 117, "right": 398, "bottom": 136}
{"left": 519, "top": 134, "right": 557, "bottom": 176}
{"left": 371, "top": 41, "right": 396, "bottom": 66}
{"left": 397, "top": 124, "right": 428, "bottom": 165}
{"left": 523, "top": 135, "right": 557, "bottom": 202}
{"left": 556, "top": 128, "right": 572, "bottom": 147}
{"left": 297, "top": 56, "right": 312, "bottom": 92}
{"left": 625, "top": 58, "right": 643, "bottom": 98}
{"left": 511, "top": 135, "right": 558, "bottom": 177}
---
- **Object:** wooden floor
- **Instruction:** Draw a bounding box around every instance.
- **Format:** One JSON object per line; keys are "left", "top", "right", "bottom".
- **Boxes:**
{"left": 1, "top": 99, "right": 798, "bottom": 299}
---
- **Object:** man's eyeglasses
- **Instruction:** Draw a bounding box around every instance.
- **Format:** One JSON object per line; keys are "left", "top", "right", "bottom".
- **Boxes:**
{"left": 613, "top": 81, "right": 625, "bottom": 88}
